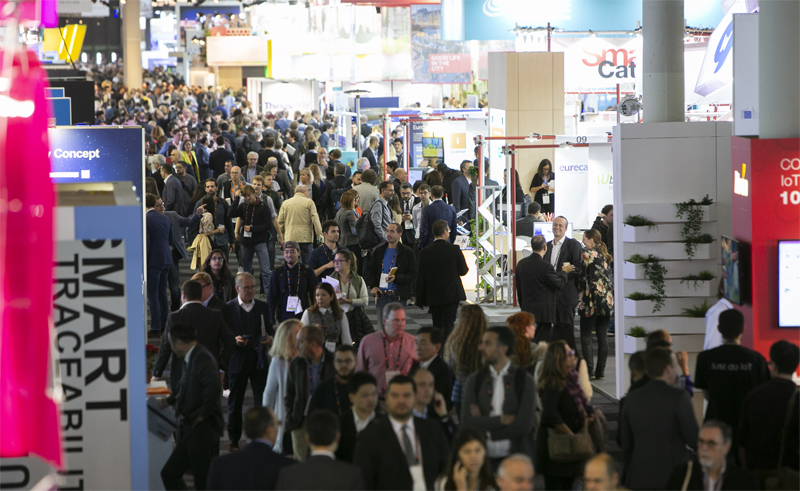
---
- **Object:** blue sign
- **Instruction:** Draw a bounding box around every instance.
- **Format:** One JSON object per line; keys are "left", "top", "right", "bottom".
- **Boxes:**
{"left": 464, "top": 0, "right": 725, "bottom": 41}
{"left": 409, "top": 121, "right": 425, "bottom": 167}
{"left": 49, "top": 126, "right": 145, "bottom": 199}
{"left": 48, "top": 97, "right": 72, "bottom": 126}
{"left": 45, "top": 87, "right": 65, "bottom": 97}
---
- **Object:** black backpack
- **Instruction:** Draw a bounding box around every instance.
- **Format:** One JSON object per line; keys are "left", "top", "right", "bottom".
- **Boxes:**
{"left": 356, "top": 200, "right": 383, "bottom": 250}
{"left": 330, "top": 181, "right": 352, "bottom": 212}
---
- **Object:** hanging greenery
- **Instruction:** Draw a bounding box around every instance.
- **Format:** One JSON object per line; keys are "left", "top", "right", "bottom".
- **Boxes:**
{"left": 624, "top": 214, "right": 658, "bottom": 231}
{"left": 626, "top": 254, "right": 667, "bottom": 313}
{"left": 675, "top": 195, "right": 714, "bottom": 260}
{"left": 680, "top": 270, "right": 716, "bottom": 289}
{"left": 681, "top": 300, "right": 711, "bottom": 317}
{"left": 627, "top": 292, "right": 661, "bottom": 301}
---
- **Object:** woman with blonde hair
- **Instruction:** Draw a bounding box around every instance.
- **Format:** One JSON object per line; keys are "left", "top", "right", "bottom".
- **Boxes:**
{"left": 263, "top": 318, "right": 304, "bottom": 454}
{"left": 578, "top": 228, "right": 614, "bottom": 380}
{"left": 444, "top": 304, "right": 488, "bottom": 416}
{"left": 298, "top": 168, "right": 321, "bottom": 202}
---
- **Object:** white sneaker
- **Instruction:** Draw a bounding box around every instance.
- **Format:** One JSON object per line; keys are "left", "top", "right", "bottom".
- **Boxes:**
{"left": 223, "top": 389, "right": 230, "bottom": 398}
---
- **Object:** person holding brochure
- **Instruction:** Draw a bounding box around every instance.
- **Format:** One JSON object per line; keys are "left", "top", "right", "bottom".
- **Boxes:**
{"left": 529, "top": 159, "right": 555, "bottom": 214}
{"left": 300, "top": 282, "right": 352, "bottom": 351}
{"left": 366, "top": 223, "right": 417, "bottom": 330}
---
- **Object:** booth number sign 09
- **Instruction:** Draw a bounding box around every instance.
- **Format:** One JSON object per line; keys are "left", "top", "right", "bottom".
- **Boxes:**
{"left": 780, "top": 158, "right": 800, "bottom": 205}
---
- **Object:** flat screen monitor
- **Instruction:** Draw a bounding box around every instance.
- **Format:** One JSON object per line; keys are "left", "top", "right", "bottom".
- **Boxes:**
{"left": 533, "top": 222, "right": 574, "bottom": 243}
{"left": 422, "top": 137, "right": 444, "bottom": 158}
{"left": 779, "top": 240, "right": 800, "bottom": 327}
{"left": 721, "top": 235, "right": 746, "bottom": 305}
{"left": 408, "top": 169, "right": 424, "bottom": 186}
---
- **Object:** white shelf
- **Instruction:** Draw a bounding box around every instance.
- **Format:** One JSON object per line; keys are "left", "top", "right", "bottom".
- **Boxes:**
{"left": 624, "top": 335, "right": 647, "bottom": 354}
{"left": 623, "top": 316, "right": 706, "bottom": 335}
{"left": 622, "top": 222, "right": 717, "bottom": 242}
{"left": 623, "top": 203, "right": 717, "bottom": 223}
{"left": 622, "top": 260, "right": 719, "bottom": 280}
{"left": 623, "top": 296, "right": 716, "bottom": 317}
{"left": 624, "top": 242, "right": 717, "bottom": 261}
{"left": 624, "top": 279, "right": 717, "bottom": 297}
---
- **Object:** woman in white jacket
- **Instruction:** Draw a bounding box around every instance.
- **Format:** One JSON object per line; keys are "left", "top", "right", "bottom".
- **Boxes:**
{"left": 262, "top": 318, "right": 303, "bottom": 454}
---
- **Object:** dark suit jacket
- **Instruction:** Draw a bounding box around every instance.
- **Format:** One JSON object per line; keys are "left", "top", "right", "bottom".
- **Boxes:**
{"left": 515, "top": 253, "right": 568, "bottom": 324}
{"left": 416, "top": 240, "right": 467, "bottom": 307}
{"left": 451, "top": 175, "right": 471, "bottom": 221}
{"left": 441, "top": 169, "right": 459, "bottom": 205}
{"left": 257, "top": 148, "right": 283, "bottom": 170}
{"left": 241, "top": 164, "right": 264, "bottom": 182}
{"left": 337, "top": 410, "right": 382, "bottom": 463}
{"left": 206, "top": 296, "right": 227, "bottom": 312}
{"left": 222, "top": 299, "right": 274, "bottom": 375}
{"left": 276, "top": 169, "right": 294, "bottom": 199}
{"left": 284, "top": 353, "right": 336, "bottom": 432}
{"left": 354, "top": 416, "right": 449, "bottom": 490}
{"left": 162, "top": 174, "right": 186, "bottom": 216}
{"left": 411, "top": 355, "right": 454, "bottom": 411}
{"left": 621, "top": 380, "right": 699, "bottom": 490}
{"left": 361, "top": 148, "right": 379, "bottom": 173}
{"left": 667, "top": 459, "right": 759, "bottom": 491}
{"left": 418, "top": 200, "right": 457, "bottom": 249}
{"left": 366, "top": 243, "right": 418, "bottom": 300}
{"left": 207, "top": 441, "right": 295, "bottom": 490}
{"left": 154, "top": 303, "right": 235, "bottom": 388}
{"left": 543, "top": 237, "right": 584, "bottom": 325}
{"left": 168, "top": 344, "right": 224, "bottom": 434}
{"left": 146, "top": 209, "right": 174, "bottom": 269}
{"left": 210, "top": 147, "right": 236, "bottom": 178}
{"left": 515, "top": 215, "right": 544, "bottom": 238}
{"left": 276, "top": 454, "right": 364, "bottom": 490}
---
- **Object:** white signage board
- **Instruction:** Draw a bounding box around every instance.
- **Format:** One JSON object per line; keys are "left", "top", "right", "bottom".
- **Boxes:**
{"left": 555, "top": 146, "right": 590, "bottom": 229}
{"left": 260, "top": 80, "right": 313, "bottom": 113}
{"left": 206, "top": 36, "right": 270, "bottom": 66}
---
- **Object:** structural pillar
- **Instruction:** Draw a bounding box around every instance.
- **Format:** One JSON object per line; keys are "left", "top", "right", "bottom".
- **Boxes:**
{"left": 759, "top": 0, "right": 800, "bottom": 138}
{"left": 441, "top": 0, "right": 465, "bottom": 41}
{"left": 122, "top": 0, "right": 142, "bottom": 89}
{"left": 642, "top": 0, "right": 684, "bottom": 123}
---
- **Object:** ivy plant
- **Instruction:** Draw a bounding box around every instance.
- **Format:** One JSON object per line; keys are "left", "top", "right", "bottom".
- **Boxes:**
{"left": 626, "top": 254, "right": 667, "bottom": 313}
{"left": 624, "top": 214, "right": 658, "bottom": 231}
{"left": 676, "top": 195, "right": 714, "bottom": 260}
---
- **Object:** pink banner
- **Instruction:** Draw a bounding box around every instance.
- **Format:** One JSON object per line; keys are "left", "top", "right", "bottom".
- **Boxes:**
{"left": 428, "top": 53, "right": 471, "bottom": 74}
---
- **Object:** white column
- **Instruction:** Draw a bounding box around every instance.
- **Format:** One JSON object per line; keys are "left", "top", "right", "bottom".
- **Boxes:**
{"left": 642, "top": 0, "right": 684, "bottom": 123}
{"left": 440, "top": 0, "right": 465, "bottom": 41}
{"left": 759, "top": 0, "right": 800, "bottom": 138}
{"left": 122, "top": 0, "right": 142, "bottom": 89}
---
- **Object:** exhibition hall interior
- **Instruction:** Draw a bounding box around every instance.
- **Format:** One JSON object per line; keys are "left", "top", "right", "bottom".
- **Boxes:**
{"left": 1, "top": 0, "right": 799, "bottom": 489}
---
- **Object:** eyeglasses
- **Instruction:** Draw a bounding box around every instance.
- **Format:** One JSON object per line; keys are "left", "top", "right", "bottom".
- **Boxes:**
{"left": 333, "top": 259, "right": 348, "bottom": 264}
{"left": 566, "top": 349, "right": 576, "bottom": 357}
{"left": 698, "top": 439, "right": 723, "bottom": 448}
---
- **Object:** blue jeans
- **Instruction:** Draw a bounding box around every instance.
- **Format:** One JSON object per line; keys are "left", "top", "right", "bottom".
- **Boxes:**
{"left": 299, "top": 242, "right": 312, "bottom": 265}
{"left": 242, "top": 242, "right": 270, "bottom": 296}
{"left": 376, "top": 291, "right": 406, "bottom": 330}
{"left": 147, "top": 264, "right": 171, "bottom": 331}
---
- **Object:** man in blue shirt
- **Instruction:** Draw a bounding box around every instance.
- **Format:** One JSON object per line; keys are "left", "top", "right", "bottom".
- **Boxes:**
{"left": 366, "top": 224, "right": 417, "bottom": 329}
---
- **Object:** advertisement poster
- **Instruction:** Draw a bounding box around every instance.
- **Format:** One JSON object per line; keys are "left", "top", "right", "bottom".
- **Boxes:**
{"left": 409, "top": 121, "right": 425, "bottom": 167}
{"left": 411, "top": 4, "right": 471, "bottom": 84}
{"left": 554, "top": 146, "right": 590, "bottom": 228}
{"left": 49, "top": 127, "right": 145, "bottom": 199}
{"left": 382, "top": 7, "right": 412, "bottom": 80}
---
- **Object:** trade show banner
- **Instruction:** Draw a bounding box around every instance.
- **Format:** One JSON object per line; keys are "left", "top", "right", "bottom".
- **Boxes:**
{"left": 587, "top": 143, "right": 614, "bottom": 218}
{"left": 49, "top": 126, "right": 145, "bottom": 199}
{"left": 694, "top": 0, "right": 747, "bottom": 97}
{"left": 554, "top": 146, "right": 590, "bottom": 228}
{"left": 409, "top": 120, "right": 425, "bottom": 167}
{"left": 411, "top": 4, "right": 471, "bottom": 84}
{"left": 553, "top": 37, "right": 641, "bottom": 91}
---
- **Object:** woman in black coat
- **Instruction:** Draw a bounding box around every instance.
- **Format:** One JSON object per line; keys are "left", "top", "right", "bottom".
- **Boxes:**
{"left": 529, "top": 158, "right": 555, "bottom": 214}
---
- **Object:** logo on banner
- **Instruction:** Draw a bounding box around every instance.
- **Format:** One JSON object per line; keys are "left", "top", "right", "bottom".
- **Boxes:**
{"left": 560, "top": 164, "right": 588, "bottom": 172}
{"left": 582, "top": 47, "right": 637, "bottom": 80}
{"left": 734, "top": 163, "right": 748, "bottom": 197}
{"left": 714, "top": 21, "right": 733, "bottom": 74}
{"left": 482, "top": 0, "right": 508, "bottom": 17}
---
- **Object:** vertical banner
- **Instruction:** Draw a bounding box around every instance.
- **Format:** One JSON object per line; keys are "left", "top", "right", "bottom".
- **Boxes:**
{"left": 554, "top": 146, "right": 590, "bottom": 228}
{"left": 409, "top": 121, "right": 424, "bottom": 167}
{"left": 411, "top": 4, "right": 471, "bottom": 84}
{"left": 487, "top": 108, "right": 505, "bottom": 184}
{"left": 54, "top": 239, "right": 132, "bottom": 489}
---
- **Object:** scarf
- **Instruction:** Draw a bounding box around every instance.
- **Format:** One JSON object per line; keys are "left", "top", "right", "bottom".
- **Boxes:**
{"left": 565, "top": 370, "right": 590, "bottom": 423}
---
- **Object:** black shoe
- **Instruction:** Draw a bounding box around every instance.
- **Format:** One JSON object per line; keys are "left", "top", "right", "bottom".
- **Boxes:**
{"left": 148, "top": 330, "right": 162, "bottom": 339}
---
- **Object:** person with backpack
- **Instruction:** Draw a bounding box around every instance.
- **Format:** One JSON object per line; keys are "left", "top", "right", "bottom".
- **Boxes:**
{"left": 462, "top": 326, "right": 537, "bottom": 470}
{"left": 321, "top": 162, "right": 352, "bottom": 219}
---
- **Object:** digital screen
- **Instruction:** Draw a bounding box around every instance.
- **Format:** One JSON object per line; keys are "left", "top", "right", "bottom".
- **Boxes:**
{"left": 721, "top": 236, "right": 743, "bottom": 305}
{"left": 422, "top": 137, "right": 444, "bottom": 158}
{"left": 533, "top": 222, "right": 574, "bottom": 243}
{"left": 408, "top": 169, "right": 424, "bottom": 186}
{"left": 779, "top": 240, "right": 800, "bottom": 327}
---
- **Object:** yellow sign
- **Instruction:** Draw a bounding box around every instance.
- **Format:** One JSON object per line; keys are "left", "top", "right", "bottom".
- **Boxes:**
{"left": 43, "top": 25, "right": 86, "bottom": 62}
{"left": 734, "top": 163, "right": 749, "bottom": 197}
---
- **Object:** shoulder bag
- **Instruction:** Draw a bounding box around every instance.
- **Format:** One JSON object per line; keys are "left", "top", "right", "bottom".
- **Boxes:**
{"left": 548, "top": 408, "right": 595, "bottom": 463}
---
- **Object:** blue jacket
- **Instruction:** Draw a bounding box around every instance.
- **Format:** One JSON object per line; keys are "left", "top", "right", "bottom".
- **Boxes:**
{"left": 222, "top": 298, "right": 273, "bottom": 374}
{"left": 146, "top": 209, "right": 174, "bottom": 269}
{"left": 161, "top": 174, "right": 185, "bottom": 216}
{"left": 195, "top": 144, "right": 211, "bottom": 180}
{"left": 164, "top": 210, "right": 201, "bottom": 261}
{"left": 418, "top": 199, "right": 457, "bottom": 249}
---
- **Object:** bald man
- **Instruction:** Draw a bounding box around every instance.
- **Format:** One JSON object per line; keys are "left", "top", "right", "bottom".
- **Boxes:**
{"left": 584, "top": 453, "right": 622, "bottom": 491}
{"left": 497, "top": 454, "right": 534, "bottom": 491}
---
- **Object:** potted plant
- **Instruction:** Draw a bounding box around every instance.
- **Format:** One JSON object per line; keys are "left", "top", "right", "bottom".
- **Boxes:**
{"left": 675, "top": 195, "right": 714, "bottom": 260}
{"left": 680, "top": 300, "right": 711, "bottom": 318}
{"left": 624, "top": 326, "right": 648, "bottom": 353}
{"left": 680, "top": 270, "right": 716, "bottom": 289}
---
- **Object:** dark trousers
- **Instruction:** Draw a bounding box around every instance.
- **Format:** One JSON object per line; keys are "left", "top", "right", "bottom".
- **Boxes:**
{"left": 147, "top": 264, "right": 171, "bottom": 332}
{"left": 168, "top": 251, "right": 183, "bottom": 312}
{"left": 227, "top": 357, "right": 267, "bottom": 445}
{"left": 580, "top": 314, "right": 609, "bottom": 377}
{"left": 543, "top": 475, "right": 574, "bottom": 491}
{"left": 553, "top": 322, "right": 577, "bottom": 350}
{"left": 161, "top": 419, "right": 220, "bottom": 490}
{"left": 428, "top": 303, "right": 459, "bottom": 340}
{"left": 299, "top": 242, "right": 313, "bottom": 265}
{"left": 532, "top": 322, "right": 553, "bottom": 344}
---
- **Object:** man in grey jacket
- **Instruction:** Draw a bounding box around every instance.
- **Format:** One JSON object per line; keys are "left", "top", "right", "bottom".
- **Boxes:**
{"left": 352, "top": 169, "right": 380, "bottom": 213}
{"left": 462, "top": 326, "right": 537, "bottom": 466}
{"left": 370, "top": 181, "right": 394, "bottom": 245}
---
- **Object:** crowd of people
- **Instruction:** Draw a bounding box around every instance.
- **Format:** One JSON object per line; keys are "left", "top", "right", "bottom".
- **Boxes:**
{"left": 122, "top": 66, "right": 800, "bottom": 491}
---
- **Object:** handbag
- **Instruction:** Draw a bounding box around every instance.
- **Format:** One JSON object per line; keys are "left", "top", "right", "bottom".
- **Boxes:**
{"left": 548, "top": 409, "right": 595, "bottom": 463}
{"left": 755, "top": 388, "right": 800, "bottom": 490}
{"left": 588, "top": 407, "right": 609, "bottom": 453}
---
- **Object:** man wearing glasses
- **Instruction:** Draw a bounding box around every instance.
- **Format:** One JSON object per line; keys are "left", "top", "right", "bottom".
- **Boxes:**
{"left": 191, "top": 272, "right": 225, "bottom": 311}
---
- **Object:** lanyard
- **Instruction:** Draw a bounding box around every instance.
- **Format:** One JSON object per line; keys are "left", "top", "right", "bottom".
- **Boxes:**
{"left": 244, "top": 202, "right": 255, "bottom": 227}
{"left": 286, "top": 266, "right": 301, "bottom": 296}
{"left": 381, "top": 248, "right": 398, "bottom": 273}
{"left": 322, "top": 244, "right": 336, "bottom": 263}
{"left": 383, "top": 335, "right": 404, "bottom": 371}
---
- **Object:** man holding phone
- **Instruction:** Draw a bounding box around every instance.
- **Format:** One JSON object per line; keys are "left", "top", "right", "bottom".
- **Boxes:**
{"left": 366, "top": 223, "right": 417, "bottom": 330}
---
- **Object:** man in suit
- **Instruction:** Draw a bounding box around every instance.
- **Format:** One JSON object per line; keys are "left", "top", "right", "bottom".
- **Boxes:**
{"left": 207, "top": 407, "right": 296, "bottom": 491}
{"left": 515, "top": 202, "right": 544, "bottom": 238}
{"left": 416, "top": 220, "right": 468, "bottom": 338}
{"left": 366, "top": 224, "right": 418, "bottom": 329}
{"left": 146, "top": 194, "right": 174, "bottom": 336}
{"left": 242, "top": 151, "right": 263, "bottom": 184}
{"left": 417, "top": 185, "right": 457, "bottom": 249}
{"left": 462, "top": 327, "right": 537, "bottom": 464}
{"left": 163, "top": 199, "right": 205, "bottom": 311}
{"left": 276, "top": 410, "right": 365, "bottom": 490}
{"left": 222, "top": 273, "right": 274, "bottom": 452}
{"left": 362, "top": 136, "right": 380, "bottom": 174}
{"left": 210, "top": 135, "right": 237, "bottom": 178}
{"left": 515, "top": 235, "right": 573, "bottom": 342}
{"left": 149, "top": 154, "right": 167, "bottom": 196}
{"left": 354, "top": 375, "right": 450, "bottom": 490}
{"left": 257, "top": 136, "right": 282, "bottom": 170}
{"left": 152, "top": 279, "right": 235, "bottom": 391}
{"left": 285, "top": 325, "right": 336, "bottom": 461}
{"left": 308, "top": 345, "right": 357, "bottom": 416}
{"left": 160, "top": 163, "right": 185, "bottom": 216}
{"left": 266, "top": 158, "right": 295, "bottom": 199}
{"left": 160, "top": 323, "right": 224, "bottom": 491}
{"left": 411, "top": 368, "right": 458, "bottom": 442}
{"left": 337, "top": 373, "right": 381, "bottom": 463}
{"left": 398, "top": 183, "right": 420, "bottom": 247}
{"left": 667, "top": 421, "right": 759, "bottom": 491}
{"left": 621, "top": 348, "right": 699, "bottom": 490}
{"left": 191, "top": 272, "right": 226, "bottom": 311}
{"left": 542, "top": 216, "right": 584, "bottom": 348}
{"left": 411, "top": 327, "right": 454, "bottom": 412}
{"left": 451, "top": 160, "right": 473, "bottom": 225}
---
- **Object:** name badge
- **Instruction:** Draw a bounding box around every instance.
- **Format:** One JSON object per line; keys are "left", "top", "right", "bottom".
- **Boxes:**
{"left": 385, "top": 370, "right": 400, "bottom": 387}
{"left": 286, "top": 296, "right": 301, "bottom": 313}
{"left": 404, "top": 221, "right": 414, "bottom": 230}
{"left": 542, "top": 194, "right": 550, "bottom": 205}
{"left": 325, "top": 341, "right": 336, "bottom": 353}
{"left": 243, "top": 231, "right": 252, "bottom": 238}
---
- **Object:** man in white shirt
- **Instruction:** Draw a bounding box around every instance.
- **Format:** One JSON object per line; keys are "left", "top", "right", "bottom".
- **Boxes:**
{"left": 412, "top": 184, "right": 432, "bottom": 240}
{"left": 704, "top": 285, "right": 733, "bottom": 351}
{"left": 541, "top": 215, "right": 583, "bottom": 347}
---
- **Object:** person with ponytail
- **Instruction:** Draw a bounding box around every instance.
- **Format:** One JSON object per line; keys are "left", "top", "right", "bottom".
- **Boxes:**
{"left": 577, "top": 228, "right": 614, "bottom": 380}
